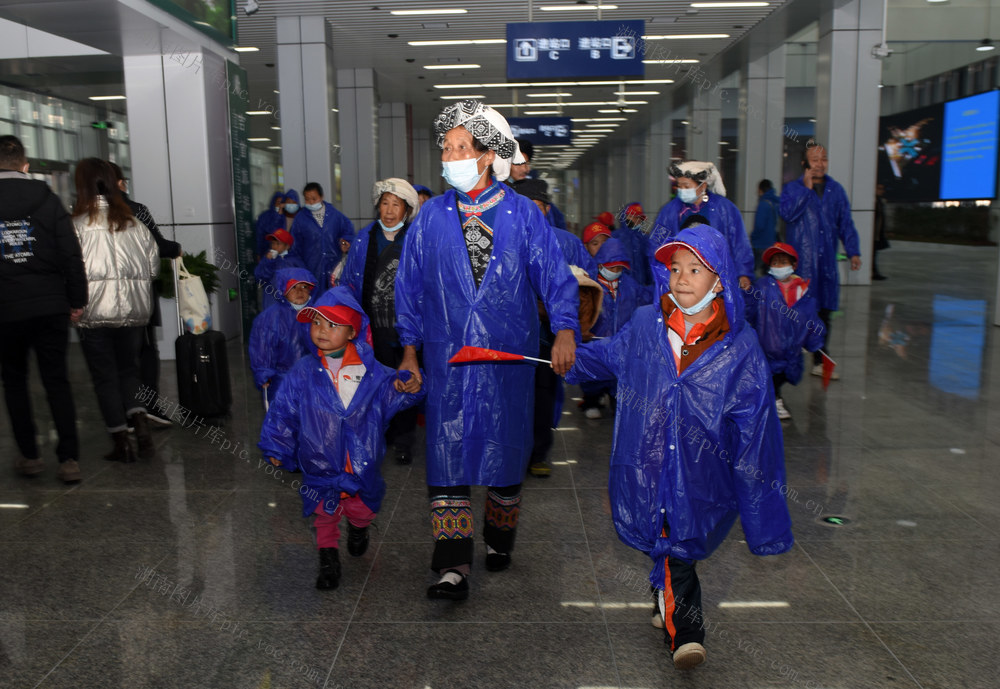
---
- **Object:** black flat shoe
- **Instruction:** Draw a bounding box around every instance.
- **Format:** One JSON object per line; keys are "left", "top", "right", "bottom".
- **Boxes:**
{"left": 485, "top": 552, "right": 511, "bottom": 572}
{"left": 427, "top": 572, "right": 468, "bottom": 600}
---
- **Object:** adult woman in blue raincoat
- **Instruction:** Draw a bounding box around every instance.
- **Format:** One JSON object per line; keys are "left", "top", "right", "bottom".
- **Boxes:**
{"left": 779, "top": 142, "right": 861, "bottom": 376}
{"left": 255, "top": 191, "right": 285, "bottom": 261}
{"left": 248, "top": 267, "right": 316, "bottom": 405}
{"left": 649, "top": 162, "right": 754, "bottom": 289}
{"left": 395, "top": 100, "right": 580, "bottom": 600}
{"left": 290, "top": 182, "right": 354, "bottom": 290}
{"left": 566, "top": 225, "right": 793, "bottom": 669}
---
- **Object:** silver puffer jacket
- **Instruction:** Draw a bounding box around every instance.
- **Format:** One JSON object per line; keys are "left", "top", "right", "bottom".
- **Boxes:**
{"left": 73, "top": 197, "right": 159, "bottom": 328}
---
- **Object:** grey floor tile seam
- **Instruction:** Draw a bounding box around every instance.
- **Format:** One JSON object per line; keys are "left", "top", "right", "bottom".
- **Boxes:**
{"left": 1, "top": 461, "right": 118, "bottom": 529}
{"left": 29, "top": 546, "right": 177, "bottom": 689}
{"left": 795, "top": 541, "right": 926, "bottom": 689}
{"left": 561, "top": 426, "right": 625, "bottom": 689}
{"left": 317, "top": 474, "right": 412, "bottom": 689}
{"left": 895, "top": 469, "right": 1000, "bottom": 538}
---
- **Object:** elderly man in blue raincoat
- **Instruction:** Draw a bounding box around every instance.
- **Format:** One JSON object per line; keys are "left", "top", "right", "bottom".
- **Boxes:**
{"left": 395, "top": 100, "right": 580, "bottom": 601}
{"left": 567, "top": 225, "right": 793, "bottom": 671}
{"left": 649, "top": 162, "right": 754, "bottom": 290}
{"left": 780, "top": 141, "right": 861, "bottom": 377}
{"left": 290, "top": 181, "right": 355, "bottom": 290}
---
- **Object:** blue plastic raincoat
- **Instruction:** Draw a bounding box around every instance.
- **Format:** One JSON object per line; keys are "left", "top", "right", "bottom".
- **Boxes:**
{"left": 290, "top": 200, "right": 355, "bottom": 290}
{"left": 395, "top": 181, "right": 580, "bottom": 487}
{"left": 612, "top": 201, "right": 653, "bottom": 286}
{"left": 592, "top": 238, "right": 653, "bottom": 338}
{"left": 255, "top": 191, "right": 285, "bottom": 259}
{"left": 258, "top": 287, "right": 425, "bottom": 516}
{"left": 779, "top": 177, "right": 860, "bottom": 311}
{"left": 750, "top": 188, "right": 781, "bottom": 250}
{"left": 745, "top": 275, "right": 825, "bottom": 385}
{"left": 546, "top": 202, "right": 567, "bottom": 230}
{"left": 253, "top": 250, "right": 306, "bottom": 286}
{"left": 248, "top": 267, "right": 316, "bottom": 399}
{"left": 338, "top": 220, "right": 410, "bottom": 304}
{"left": 649, "top": 193, "right": 754, "bottom": 280}
{"left": 553, "top": 226, "right": 596, "bottom": 277}
{"left": 567, "top": 226, "right": 793, "bottom": 583}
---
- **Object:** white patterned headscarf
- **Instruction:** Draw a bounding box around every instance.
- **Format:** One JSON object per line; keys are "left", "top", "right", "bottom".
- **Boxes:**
{"left": 433, "top": 100, "right": 526, "bottom": 182}
{"left": 669, "top": 161, "right": 727, "bottom": 197}
{"left": 372, "top": 178, "right": 419, "bottom": 222}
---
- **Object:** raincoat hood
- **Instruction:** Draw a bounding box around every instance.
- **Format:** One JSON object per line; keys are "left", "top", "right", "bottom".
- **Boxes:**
{"left": 301, "top": 286, "right": 374, "bottom": 357}
{"left": 272, "top": 267, "right": 317, "bottom": 306}
{"left": 655, "top": 225, "right": 745, "bottom": 335}
{"left": 283, "top": 189, "right": 300, "bottom": 205}
{"left": 268, "top": 191, "right": 285, "bottom": 208}
{"left": 594, "top": 237, "right": 630, "bottom": 267}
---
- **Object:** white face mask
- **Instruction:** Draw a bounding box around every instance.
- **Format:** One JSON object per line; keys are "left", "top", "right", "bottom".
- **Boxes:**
{"left": 668, "top": 277, "right": 720, "bottom": 316}
{"left": 769, "top": 265, "right": 794, "bottom": 281}
{"left": 677, "top": 187, "right": 700, "bottom": 204}
{"left": 305, "top": 201, "right": 323, "bottom": 212}
{"left": 598, "top": 266, "right": 622, "bottom": 281}
{"left": 284, "top": 203, "right": 299, "bottom": 213}
{"left": 442, "top": 152, "right": 487, "bottom": 193}
{"left": 290, "top": 300, "right": 308, "bottom": 312}
{"left": 379, "top": 219, "right": 404, "bottom": 233}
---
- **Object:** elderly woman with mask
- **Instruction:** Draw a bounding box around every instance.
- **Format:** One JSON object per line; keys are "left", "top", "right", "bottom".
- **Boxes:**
{"left": 395, "top": 100, "right": 580, "bottom": 601}
{"left": 649, "top": 161, "right": 754, "bottom": 290}
{"left": 339, "top": 178, "right": 421, "bottom": 464}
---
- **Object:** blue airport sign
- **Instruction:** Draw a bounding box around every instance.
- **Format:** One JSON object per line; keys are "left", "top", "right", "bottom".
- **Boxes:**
{"left": 508, "top": 117, "right": 573, "bottom": 145}
{"left": 506, "top": 20, "right": 645, "bottom": 80}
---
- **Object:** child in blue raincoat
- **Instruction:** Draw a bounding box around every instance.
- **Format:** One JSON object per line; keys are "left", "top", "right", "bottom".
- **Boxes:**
{"left": 248, "top": 267, "right": 316, "bottom": 405}
{"left": 745, "top": 243, "right": 824, "bottom": 421}
{"left": 253, "top": 228, "right": 306, "bottom": 286}
{"left": 259, "top": 288, "right": 424, "bottom": 590}
{"left": 580, "top": 238, "right": 653, "bottom": 418}
{"left": 567, "top": 225, "right": 793, "bottom": 672}
{"left": 255, "top": 191, "right": 285, "bottom": 260}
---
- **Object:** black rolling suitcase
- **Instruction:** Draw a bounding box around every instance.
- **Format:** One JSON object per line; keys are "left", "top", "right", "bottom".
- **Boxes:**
{"left": 172, "top": 258, "right": 232, "bottom": 419}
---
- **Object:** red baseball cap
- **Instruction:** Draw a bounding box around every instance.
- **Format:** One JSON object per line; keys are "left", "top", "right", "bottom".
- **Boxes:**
{"left": 284, "top": 278, "right": 315, "bottom": 295}
{"left": 296, "top": 303, "right": 363, "bottom": 332}
{"left": 624, "top": 203, "right": 646, "bottom": 222}
{"left": 600, "top": 260, "right": 631, "bottom": 270}
{"left": 762, "top": 242, "right": 798, "bottom": 266}
{"left": 266, "top": 228, "right": 294, "bottom": 246}
{"left": 593, "top": 211, "right": 615, "bottom": 228}
{"left": 583, "top": 222, "right": 612, "bottom": 244}
{"left": 653, "top": 240, "right": 718, "bottom": 274}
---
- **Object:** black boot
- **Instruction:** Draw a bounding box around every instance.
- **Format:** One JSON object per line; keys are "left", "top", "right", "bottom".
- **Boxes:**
{"left": 104, "top": 431, "right": 136, "bottom": 463}
{"left": 347, "top": 524, "right": 370, "bottom": 557}
{"left": 129, "top": 412, "right": 155, "bottom": 460}
{"left": 316, "top": 547, "right": 341, "bottom": 590}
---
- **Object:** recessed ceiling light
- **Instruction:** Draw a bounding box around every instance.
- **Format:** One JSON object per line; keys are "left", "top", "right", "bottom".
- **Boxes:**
{"left": 598, "top": 108, "right": 637, "bottom": 113}
{"left": 586, "top": 122, "right": 619, "bottom": 127}
{"left": 540, "top": 4, "right": 619, "bottom": 11}
{"left": 524, "top": 110, "right": 563, "bottom": 115}
{"left": 233, "top": 46, "right": 259, "bottom": 52}
{"left": 390, "top": 8, "right": 468, "bottom": 15}
{"left": 440, "top": 94, "right": 486, "bottom": 99}
{"left": 571, "top": 117, "right": 627, "bottom": 121}
{"left": 408, "top": 39, "right": 506, "bottom": 46}
{"left": 247, "top": 137, "right": 271, "bottom": 142}
{"left": 267, "top": 146, "right": 282, "bottom": 150}
{"left": 527, "top": 92, "right": 572, "bottom": 97}
{"left": 246, "top": 111, "right": 271, "bottom": 115}
{"left": 613, "top": 90, "right": 660, "bottom": 95}
{"left": 690, "top": 2, "right": 768, "bottom": 7}
{"left": 642, "top": 34, "right": 730, "bottom": 40}
{"left": 273, "top": 90, "right": 280, "bottom": 94}
{"left": 424, "top": 64, "right": 482, "bottom": 70}
{"left": 976, "top": 38, "right": 995, "bottom": 51}
{"left": 271, "top": 126, "right": 281, "bottom": 130}
{"left": 88, "top": 95, "right": 126, "bottom": 101}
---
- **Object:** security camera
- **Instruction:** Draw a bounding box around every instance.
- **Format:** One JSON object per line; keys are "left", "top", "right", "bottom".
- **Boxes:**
{"left": 244, "top": 0, "right": 259, "bottom": 16}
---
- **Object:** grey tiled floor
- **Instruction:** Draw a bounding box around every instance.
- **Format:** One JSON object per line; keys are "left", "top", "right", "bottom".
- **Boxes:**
{"left": 2, "top": 240, "right": 999, "bottom": 688}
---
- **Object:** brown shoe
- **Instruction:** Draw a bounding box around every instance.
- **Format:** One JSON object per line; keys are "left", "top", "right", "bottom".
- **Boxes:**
{"left": 16, "top": 456, "right": 44, "bottom": 476}
{"left": 129, "top": 412, "right": 156, "bottom": 460}
{"left": 104, "top": 431, "right": 136, "bottom": 463}
{"left": 57, "top": 460, "right": 82, "bottom": 484}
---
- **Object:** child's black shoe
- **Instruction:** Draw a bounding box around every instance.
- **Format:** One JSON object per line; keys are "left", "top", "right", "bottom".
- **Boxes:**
{"left": 316, "top": 547, "right": 341, "bottom": 590}
{"left": 347, "top": 524, "right": 369, "bottom": 556}
{"left": 427, "top": 570, "right": 468, "bottom": 600}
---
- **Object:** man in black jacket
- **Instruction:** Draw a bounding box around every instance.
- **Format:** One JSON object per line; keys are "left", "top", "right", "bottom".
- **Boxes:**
{"left": 110, "top": 163, "right": 181, "bottom": 427}
{"left": 0, "top": 135, "right": 87, "bottom": 483}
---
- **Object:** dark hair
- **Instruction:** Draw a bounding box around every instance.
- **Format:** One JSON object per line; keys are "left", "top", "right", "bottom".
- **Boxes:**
{"left": 73, "top": 157, "right": 135, "bottom": 233}
{"left": 109, "top": 161, "right": 126, "bottom": 182}
{"left": 516, "top": 138, "right": 534, "bottom": 161}
{"left": 0, "top": 135, "right": 27, "bottom": 171}
{"left": 303, "top": 182, "right": 324, "bottom": 198}
{"left": 802, "top": 139, "right": 824, "bottom": 165}
{"left": 680, "top": 214, "right": 710, "bottom": 230}
{"left": 471, "top": 138, "right": 489, "bottom": 154}
{"left": 758, "top": 179, "right": 773, "bottom": 193}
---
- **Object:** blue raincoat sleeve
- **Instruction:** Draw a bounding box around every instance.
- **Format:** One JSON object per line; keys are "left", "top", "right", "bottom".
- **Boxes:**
{"left": 718, "top": 199, "right": 754, "bottom": 279}
{"left": 339, "top": 222, "right": 374, "bottom": 302}
{"left": 525, "top": 204, "right": 581, "bottom": 339}
{"left": 555, "top": 227, "right": 597, "bottom": 276}
{"left": 258, "top": 362, "right": 303, "bottom": 470}
{"left": 566, "top": 320, "right": 628, "bottom": 385}
{"left": 248, "top": 308, "right": 277, "bottom": 389}
{"left": 394, "top": 218, "right": 424, "bottom": 349}
{"left": 830, "top": 183, "right": 861, "bottom": 258}
{"left": 547, "top": 202, "right": 567, "bottom": 230}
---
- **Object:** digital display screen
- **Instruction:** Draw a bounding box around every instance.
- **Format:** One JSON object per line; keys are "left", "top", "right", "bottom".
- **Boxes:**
{"left": 940, "top": 90, "right": 1000, "bottom": 200}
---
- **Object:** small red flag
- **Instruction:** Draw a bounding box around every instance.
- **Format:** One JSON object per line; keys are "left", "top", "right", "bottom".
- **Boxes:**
{"left": 820, "top": 350, "right": 837, "bottom": 390}
{"left": 448, "top": 346, "right": 527, "bottom": 364}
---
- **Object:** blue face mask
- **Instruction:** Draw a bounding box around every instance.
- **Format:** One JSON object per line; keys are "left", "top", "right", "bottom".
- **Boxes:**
{"left": 668, "top": 277, "right": 720, "bottom": 316}
{"left": 274, "top": 205, "right": 282, "bottom": 213}
{"left": 769, "top": 265, "right": 794, "bottom": 281}
{"left": 677, "top": 187, "right": 700, "bottom": 204}
{"left": 305, "top": 201, "right": 323, "bottom": 212}
{"left": 379, "top": 219, "right": 404, "bottom": 233}
{"left": 284, "top": 203, "right": 299, "bottom": 213}
{"left": 442, "top": 153, "right": 487, "bottom": 193}
{"left": 598, "top": 266, "right": 622, "bottom": 281}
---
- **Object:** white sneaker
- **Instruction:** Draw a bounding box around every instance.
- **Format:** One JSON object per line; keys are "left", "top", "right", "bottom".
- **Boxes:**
{"left": 775, "top": 398, "right": 791, "bottom": 420}
{"left": 810, "top": 363, "right": 840, "bottom": 380}
{"left": 651, "top": 611, "right": 664, "bottom": 628}
{"left": 584, "top": 407, "right": 602, "bottom": 419}
{"left": 672, "top": 642, "right": 706, "bottom": 670}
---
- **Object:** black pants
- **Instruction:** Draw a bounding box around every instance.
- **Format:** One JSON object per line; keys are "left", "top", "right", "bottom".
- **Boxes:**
{"left": 0, "top": 314, "right": 78, "bottom": 462}
{"left": 657, "top": 519, "right": 705, "bottom": 650}
{"left": 773, "top": 372, "right": 788, "bottom": 399}
{"left": 812, "top": 308, "right": 832, "bottom": 366}
{"left": 78, "top": 326, "right": 145, "bottom": 432}
{"left": 428, "top": 483, "right": 521, "bottom": 574}
{"left": 531, "top": 340, "right": 558, "bottom": 464}
{"left": 371, "top": 335, "right": 417, "bottom": 451}
{"left": 139, "top": 321, "right": 160, "bottom": 401}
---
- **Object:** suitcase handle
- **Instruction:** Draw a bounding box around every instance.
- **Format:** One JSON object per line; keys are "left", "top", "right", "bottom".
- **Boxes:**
{"left": 172, "top": 256, "right": 183, "bottom": 334}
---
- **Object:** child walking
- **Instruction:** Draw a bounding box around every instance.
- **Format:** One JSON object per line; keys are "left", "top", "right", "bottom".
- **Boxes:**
{"left": 567, "top": 225, "right": 793, "bottom": 671}
{"left": 745, "top": 242, "right": 824, "bottom": 420}
{"left": 258, "top": 287, "right": 424, "bottom": 589}
{"left": 254, "top": 228, "right": 306, "bottom": 286}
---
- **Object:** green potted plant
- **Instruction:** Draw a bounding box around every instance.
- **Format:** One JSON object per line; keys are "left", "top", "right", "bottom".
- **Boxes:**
{"left": 156, "top": 250, "right": 221, "bottom": 300}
